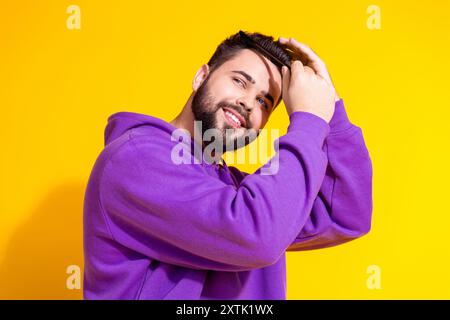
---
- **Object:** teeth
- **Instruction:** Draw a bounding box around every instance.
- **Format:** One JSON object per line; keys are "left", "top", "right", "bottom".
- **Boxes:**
{"left": 225, "top": 110, "right": 241, "bottom": 127}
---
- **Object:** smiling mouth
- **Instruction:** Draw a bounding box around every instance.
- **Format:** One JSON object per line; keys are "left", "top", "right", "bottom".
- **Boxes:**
{"left": 222, "top": 108, "right": 246, "bottom": 129}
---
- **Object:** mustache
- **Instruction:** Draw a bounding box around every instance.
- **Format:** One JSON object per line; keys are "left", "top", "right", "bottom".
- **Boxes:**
{"left": 217, "top": 102, "right": 249, "bottom": 129}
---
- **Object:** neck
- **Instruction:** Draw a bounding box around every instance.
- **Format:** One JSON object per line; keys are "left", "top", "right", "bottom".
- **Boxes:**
{"left": 169, "top": 92, "right": 201, "bottom": 147}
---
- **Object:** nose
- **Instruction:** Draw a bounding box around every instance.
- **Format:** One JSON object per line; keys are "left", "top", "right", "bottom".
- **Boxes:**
{"left": 236, "top": 96, "right": 253, "bottom": 113}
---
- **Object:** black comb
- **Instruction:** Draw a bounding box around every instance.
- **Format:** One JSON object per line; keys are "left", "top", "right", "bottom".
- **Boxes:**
{"left": 239, "top": 30, "right": 292, "bottom": 71}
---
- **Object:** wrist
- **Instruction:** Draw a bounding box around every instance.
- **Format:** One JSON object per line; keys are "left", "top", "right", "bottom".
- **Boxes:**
{"left": 329, "top": 99, "right": 355, "bottom": 134}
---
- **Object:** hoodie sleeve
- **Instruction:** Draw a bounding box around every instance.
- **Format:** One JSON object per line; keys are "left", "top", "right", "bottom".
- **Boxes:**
{"left": 286, "top": 99, "right": 373, "bottom": 251}
{"left": 99, "top": 111, "right": 330, "bottom": 272}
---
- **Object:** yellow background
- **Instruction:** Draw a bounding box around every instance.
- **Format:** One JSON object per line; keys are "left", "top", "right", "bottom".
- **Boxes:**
{"left": 1, "top": 0, "right": 449, "bottom": 299}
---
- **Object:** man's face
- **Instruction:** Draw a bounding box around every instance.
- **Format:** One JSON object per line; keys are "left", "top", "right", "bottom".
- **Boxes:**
{"left": 191, "top": 49, "right": 282, "bottom": 152}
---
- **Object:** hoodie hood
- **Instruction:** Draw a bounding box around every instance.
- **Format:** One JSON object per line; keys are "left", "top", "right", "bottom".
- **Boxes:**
{"left": 104, "top": 112, "right": 177, "bottom": 146}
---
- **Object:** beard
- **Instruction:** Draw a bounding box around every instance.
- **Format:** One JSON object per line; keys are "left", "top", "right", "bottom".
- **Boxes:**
{"left": 191, "top": 75, "right": 257, "bottom": 153}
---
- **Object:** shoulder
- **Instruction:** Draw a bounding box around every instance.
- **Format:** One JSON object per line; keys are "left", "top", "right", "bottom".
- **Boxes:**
{"left": 102, "top": 124, "right": 206, "bottom": 177}
{"left": 104, "top": 124, "right": 177, "bottom": 162}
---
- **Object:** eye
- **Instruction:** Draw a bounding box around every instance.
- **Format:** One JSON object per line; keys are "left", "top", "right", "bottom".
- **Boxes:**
{"left": 233, "top": 77, "right": 270, "bottom": 110}
{"left": 257, "top": 97, "right": 269, "bottom": 109}
{"left": 233, "top": 78, "right": 245, "bottom": 87}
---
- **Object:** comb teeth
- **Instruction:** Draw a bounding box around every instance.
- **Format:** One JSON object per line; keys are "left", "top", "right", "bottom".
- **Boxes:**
{"left": 239, "top": 31, "right": 291, "bottom": 70}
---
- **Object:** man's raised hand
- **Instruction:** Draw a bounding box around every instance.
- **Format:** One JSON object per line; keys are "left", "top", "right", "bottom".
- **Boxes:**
{"left": 281, "top": 58, "right": 335, "bottom": 123}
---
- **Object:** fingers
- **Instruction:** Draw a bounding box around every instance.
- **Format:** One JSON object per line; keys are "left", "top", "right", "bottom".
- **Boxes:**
{"left": 291, "top": 59, "right": 304, "bottom": 73}
{"left": 279, "top": 38, "right": 309, "bottom": 64}
{"left": 283, "top": 60, "right": 316, "bottom": 90}
{"left": 282, "top": 60, "right": 305, "bottom": 93}
{"left": 292, "top": 60, "right": 319, "bottom": 78}
{"left": 290, "top": 60, "right": 305, "bottom": 85}
{"left": 278, "top": 36, "right": 326, "bottom": 74}
{"left": 289, "top": 38, "right": 321, "bottom": 63}
{"left": 285, "top": 38, "right": 321, "bottom": 64}
{"left": 281, "top": 65, "right": 290, "bottom": 93}
{"left": 303, "top": 65, "right": 316, "bottom": 76}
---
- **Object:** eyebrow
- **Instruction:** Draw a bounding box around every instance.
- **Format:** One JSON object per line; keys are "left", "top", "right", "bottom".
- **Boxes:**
{"left": 231, "top": 70, "right": 276, "bottom": 108}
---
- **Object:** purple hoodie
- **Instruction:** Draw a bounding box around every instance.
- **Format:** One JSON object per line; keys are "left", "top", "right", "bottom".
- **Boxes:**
{"left": 83, "top": 99, "right": 373, "bottom": 300}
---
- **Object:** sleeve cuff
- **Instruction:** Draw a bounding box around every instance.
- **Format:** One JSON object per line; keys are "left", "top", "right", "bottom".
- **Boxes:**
{"left": 288, "top": 111, "right": 330, "bottom": 146}
{"left": 329, "top": 99, "right": 354, "bottom": 134}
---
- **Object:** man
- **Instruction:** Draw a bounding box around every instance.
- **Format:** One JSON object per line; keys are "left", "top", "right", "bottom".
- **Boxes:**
{"left": 83, "top": 31, "right": 373, "bottom": 299}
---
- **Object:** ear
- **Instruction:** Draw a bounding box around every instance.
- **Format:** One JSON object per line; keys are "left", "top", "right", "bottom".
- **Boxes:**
{"left": 192, "top": 64, "right": 210, "bottom": 91}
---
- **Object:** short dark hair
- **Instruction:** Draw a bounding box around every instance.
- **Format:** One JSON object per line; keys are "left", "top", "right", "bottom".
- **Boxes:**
{"left": 206, "top": 30, "right": 294, "bottom": 109}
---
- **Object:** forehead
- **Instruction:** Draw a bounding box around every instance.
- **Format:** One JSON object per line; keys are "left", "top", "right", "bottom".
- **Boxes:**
{"left": 216, "top": 49, "right": 282, "bottom": 103}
